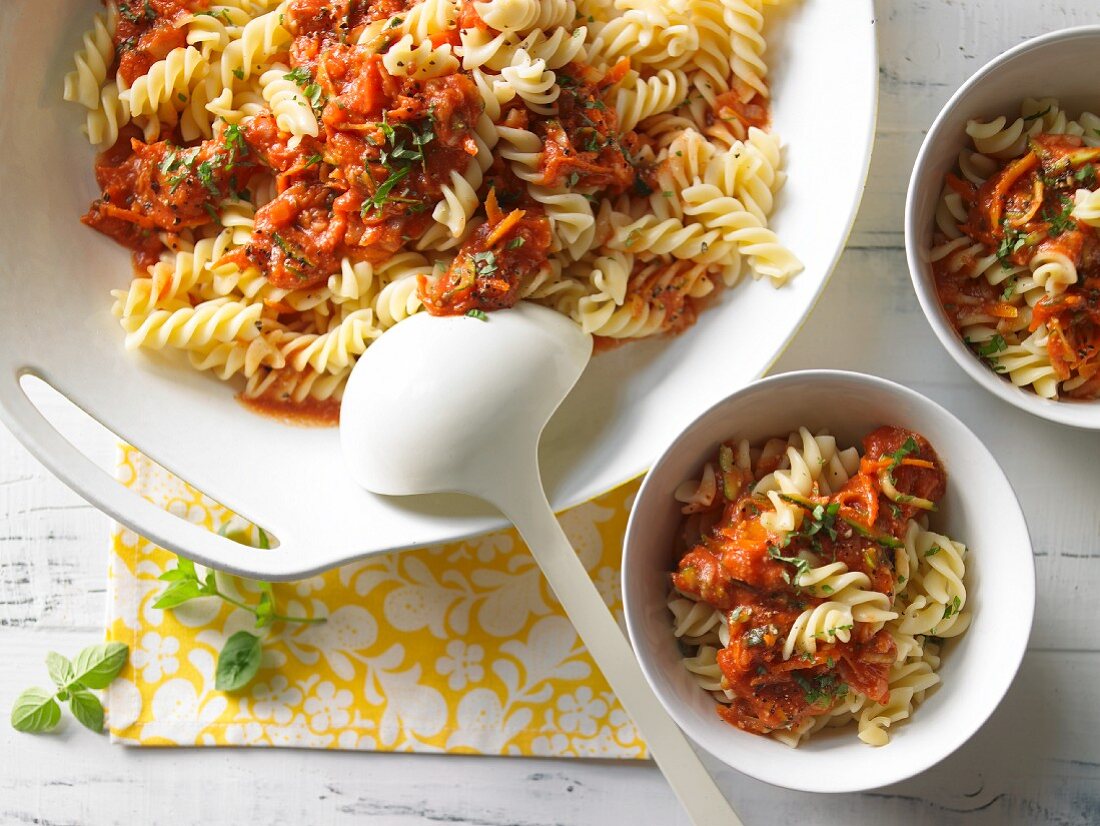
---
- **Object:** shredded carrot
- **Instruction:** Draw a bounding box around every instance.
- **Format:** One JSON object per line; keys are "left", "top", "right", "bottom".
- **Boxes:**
{"left": 987, "top": 302, "right": 1020, "bottom": 319}
{"left": 602, "top": 57, "right": 631, "bottom": 87}
{"left": 987, "top": 152, "right": 1038, "bottom": 231}
{"left": 484, "top": 208, "right": 525, "bottom": 248}
{"left": 484, "top": 188, "right": 503, "bottom": 226}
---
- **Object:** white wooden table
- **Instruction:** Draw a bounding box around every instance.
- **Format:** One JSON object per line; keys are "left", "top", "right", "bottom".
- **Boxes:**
{"left": 3, "top": 2, "right": 1100, "bottom": 823}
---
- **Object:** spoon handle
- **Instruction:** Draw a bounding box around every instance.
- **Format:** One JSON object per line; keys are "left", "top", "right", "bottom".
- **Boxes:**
{"left": 493, "top": 480, "right": 743, "bottom": 826}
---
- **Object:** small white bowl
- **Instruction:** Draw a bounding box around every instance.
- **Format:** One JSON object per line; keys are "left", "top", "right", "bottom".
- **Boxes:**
{"left": 905, "top": 26, "right": 1100, "bottom": 429}
{"left": 621, "top": 370, "right": 1034, "bottom": 793}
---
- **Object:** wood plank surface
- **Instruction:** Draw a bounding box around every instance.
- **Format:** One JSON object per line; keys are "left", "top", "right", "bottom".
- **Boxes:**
{"left": 2, "top": 1, "right": 1098, "bottom": 823}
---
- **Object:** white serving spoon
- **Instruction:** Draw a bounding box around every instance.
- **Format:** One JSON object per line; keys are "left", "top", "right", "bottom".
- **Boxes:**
{"left": 341, "top": 302, "right": 741, "bottom": 826}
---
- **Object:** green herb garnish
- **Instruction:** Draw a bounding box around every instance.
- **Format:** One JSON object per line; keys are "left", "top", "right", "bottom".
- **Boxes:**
{"left": 1042, "top": 195, "right": 1076, "bottom": 236}
{"left": 472, "top": 250, "right": 498, "bottom": 276}
{"left": 942, "top": 594, "right": 962, "bottom": 619}
{"left": 977, "top": 334, "right": 1007, "bottom": 360}
{"left": 996, "top": 223, "right": 1030, "bottom": 267}
{"left": 10, "top": 644, "right": 129, "bottom": 734}
{"left": 766, "top": 543, "right": 812, "bottom": 584}
{"left": 283, "top": 66, "right": 311, "bottom": 85}
{"left": 154, "top": 538, "right": 324, "bottom": 693}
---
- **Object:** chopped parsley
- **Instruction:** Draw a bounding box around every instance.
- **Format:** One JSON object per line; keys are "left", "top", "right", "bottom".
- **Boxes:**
{"left": 1075, "top": 164, "right": 1098, "bottom": 188}
{"left": 472, "top": 250, "right": 498, "bottom": 276}
{"left": 777, "top": 497, "right": 841, "bottom": 554}
{"left": 1042, "top": 195, "right": 1076, "bottom": 236}
{"left": 196, "top": 160, "right": 219, "bottom": 196}
{"left": 303, "top": 82, "right": 324, "bottom": 111}
{"left": 884, "top": 436, "right": 919, "bottom": 479}
{"left": 233, "top": 67, "right": 245, "bottom": 80}
{"left": 925, "top": 544, "right": 943, "bottom": 557}
{"left": 793, "top": 672, "right": 849, "bottom": 705}
{"left": 283, "top": 66, "right": 312, "bottom": 85}
{"left": 977, "top": 334, "right": 1008, "bottom": 360}
{"left": 361, "top": 165, "right": 410, "bottom": 216}
{"left": 766, "top": 543, "right": 812, "bottom": 585}
{"left": 996, "top": 223, "right": 1030, "bottom": 267}
{"left": 942, "top": 594, "right": 962, "bottom": 620}
{"left": 465, "top": 309, "right": 489, "bottom": 321}
{"left": 506, "top": 236, "right": 525, "bottom": 250}
{"left": 1001, "top": 278, "right": 1016, "bottom": 300}
{"left": 118, "top": 0, "right": 156, "bottom": 23}
{"left": 304, "top": 152, "right": 324, "bottom": 167}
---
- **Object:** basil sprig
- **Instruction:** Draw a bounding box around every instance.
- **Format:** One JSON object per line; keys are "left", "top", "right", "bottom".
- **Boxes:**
{"left": 10, "top": 643, "right": 129, "bottom": 734}
{"left": 153, "top": 525, "right": 325, "bottom": 693}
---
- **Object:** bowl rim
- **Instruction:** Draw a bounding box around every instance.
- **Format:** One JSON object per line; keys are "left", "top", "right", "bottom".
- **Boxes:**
{"left": 904, "top": 25, "right": 1100, "bottom": 430}
{"left": 621, "top": 368, "right": 1036, "bottom": 793}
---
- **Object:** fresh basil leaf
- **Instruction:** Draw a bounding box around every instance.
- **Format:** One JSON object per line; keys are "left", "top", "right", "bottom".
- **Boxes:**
{"left": 216, "top": 632, "right": 263, "bottom": 691}
{"left": 159, "top": 556, "right": 198, "bottom": 582}
{"left": 177, "top": 556, "right": 197, "bottom": 579}
{"left": 68, "top": 689, "right": 105, "bottom": 733}
{"left": 71, "top": 643, "right": 130, "bottom": 690}
{"left": 10, "top": 688, "right": 61, "bottom": 733}
{"left": 154, "top": 579, "right": 205, "bottom": 610}
{"left": 46, "top": 652, "right": 75, "bottom": 688}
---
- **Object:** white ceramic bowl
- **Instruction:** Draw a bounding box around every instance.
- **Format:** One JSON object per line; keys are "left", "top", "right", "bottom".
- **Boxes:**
{"left": 621, "top": 370, "right": 1034, "bottom": 793}
{"left": 906, "top": 26, "right": 1100, "bottom": 429}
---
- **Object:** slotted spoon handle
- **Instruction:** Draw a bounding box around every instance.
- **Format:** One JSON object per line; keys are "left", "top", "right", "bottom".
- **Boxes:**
{"left": 490, "top": 470, "right": 742, "bottom": 826}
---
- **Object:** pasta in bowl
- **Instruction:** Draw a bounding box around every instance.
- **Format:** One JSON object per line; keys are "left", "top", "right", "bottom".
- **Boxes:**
{"left": 907, "top": 26, "right": 1100, "bottom": 428}
{"left": 622, "top": 371, "right": 1033, "bottom": 792}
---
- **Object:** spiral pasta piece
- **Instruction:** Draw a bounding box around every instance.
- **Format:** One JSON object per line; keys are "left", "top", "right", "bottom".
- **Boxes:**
{"left": 122, "top": 46, "right": 209, "bottom": 117}
{"left": 63, "top": 13, "right": 115, "bottom": 111}
{"left": 259, "top": 64, "right": 320, "bottom": 143}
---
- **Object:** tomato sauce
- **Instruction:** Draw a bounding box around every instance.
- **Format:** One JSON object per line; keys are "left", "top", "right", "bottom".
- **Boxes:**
{"left": 419, "top": 191, "right": 553, "bottom": 314}
{"left": 535, "top": 61, "right": 637, "bottom": 192}
{"left": 240, "top": 389, "right": 341, "bottom": 426}
{"left": 932, "top": 133, "right": 1100, "bottom": 397}
{"left": 83, "top": 123, "right": 256, "bottom": 268}
{"left": 671, "top": 426, "right": 946, "bottom": 739}
{"left": 112, "top": 0, "right": 205, "bottom": 87}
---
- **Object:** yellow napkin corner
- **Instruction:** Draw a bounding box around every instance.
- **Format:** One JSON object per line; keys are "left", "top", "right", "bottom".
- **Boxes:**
{"left": 105, "top": 445, "right": 647, "bottom": 758}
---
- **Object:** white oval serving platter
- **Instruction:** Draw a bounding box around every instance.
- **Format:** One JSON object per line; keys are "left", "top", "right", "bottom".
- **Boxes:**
{"left": 0, "top": 0, "right": 877, "bottom": 579}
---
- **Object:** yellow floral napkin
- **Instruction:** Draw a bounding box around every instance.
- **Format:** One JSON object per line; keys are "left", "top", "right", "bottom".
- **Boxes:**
{"left": 105, "top": 446, "right": 647, "bottom": 758}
